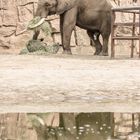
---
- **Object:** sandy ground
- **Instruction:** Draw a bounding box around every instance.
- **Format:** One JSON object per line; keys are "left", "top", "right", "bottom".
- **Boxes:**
{"left": 0, "top": 54, "right": 140, "bottom": 113}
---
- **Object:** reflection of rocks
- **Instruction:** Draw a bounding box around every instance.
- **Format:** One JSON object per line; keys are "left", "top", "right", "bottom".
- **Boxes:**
{"left": 0, "top": 37, "right": 11, "bottom": 48}
{"left": 28, "top": 113, "right": 60, "bottom": 140}
{"left": 113, "top": 113, "right": 140, "bottom": 140}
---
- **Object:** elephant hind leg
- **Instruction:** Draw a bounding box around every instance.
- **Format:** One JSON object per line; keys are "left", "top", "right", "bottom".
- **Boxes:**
{"left": 100, "top": 18, "right": 111, "bottom": 56}
{"left": 100, "top": 33, "right": 110, "bottom": 56}
{"left": 87, "top": 30, "right": 102, "bottom": 55}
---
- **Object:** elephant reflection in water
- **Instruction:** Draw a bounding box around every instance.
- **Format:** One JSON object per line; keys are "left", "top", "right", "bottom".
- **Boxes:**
{"left": 30, "top": 113, "right": 114, "bottom": 140}
{"left": 76, "top": 113, "right": 114, "bottom": 140}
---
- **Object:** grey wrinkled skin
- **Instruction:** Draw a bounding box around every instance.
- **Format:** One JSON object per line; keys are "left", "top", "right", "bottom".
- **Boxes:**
{"left": 33, "top": 0, "right": 112, "bottom": 56}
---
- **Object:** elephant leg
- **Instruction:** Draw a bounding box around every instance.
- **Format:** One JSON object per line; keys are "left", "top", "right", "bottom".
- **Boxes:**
{"left": 33, "top": 28, "right": 40, "bottom": 40}
{"left": 87, "top": 30, "right": 102, "bottom": 55}
{"left": 100, "top": 17, "right": 111, "bottom": 56}
{"left": 60, "top": 14, "right": 64, "bottom": 46}
{"left": 101, "top": 33, "right": 110, "bottom": 56}
{"left": 62, "top": 8, "right": 77, "bottom": 54}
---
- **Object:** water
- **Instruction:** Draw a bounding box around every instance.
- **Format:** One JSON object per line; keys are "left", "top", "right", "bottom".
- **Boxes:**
{"left": 0, "top": 113, "right": 140, "bottom": 140}
{"left": 27, "top": 113, "right": 140, "bottom": 140}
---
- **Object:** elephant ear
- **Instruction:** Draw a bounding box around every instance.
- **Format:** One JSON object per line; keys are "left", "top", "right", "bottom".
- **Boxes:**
{"left": 56, "top": 0, "right": 77, "bottom": 15}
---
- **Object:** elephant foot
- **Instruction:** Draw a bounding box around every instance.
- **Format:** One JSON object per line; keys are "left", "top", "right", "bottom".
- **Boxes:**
{"left": 94, "top": 51, "right": 101, "bottom": 55}
{"left": 99, "top": 52, "right": 109, "bottom": 56}
{"left": 63, "top": 49, "right": 72, "bottom": 55}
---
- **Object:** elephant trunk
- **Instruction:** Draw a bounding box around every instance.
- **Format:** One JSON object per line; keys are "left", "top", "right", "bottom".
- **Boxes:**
{"left": 32, "top": 7, "right": 49, "bottom": 40}
{"left": 33, "top": 27, "right": 40, "bottom": 40}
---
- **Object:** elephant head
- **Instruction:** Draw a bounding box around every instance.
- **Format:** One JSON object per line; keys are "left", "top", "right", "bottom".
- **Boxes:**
{"left": 35, "top": 0, "right": 77, "bottom": 17}
{"left": 56, "top": 0, "right": 78, "bottom": 15}
{"left": 35, "top": 0, "right": 57, "bottom": 18}
{"left": 33, "top": 0, "right": 77, "bottom": 40}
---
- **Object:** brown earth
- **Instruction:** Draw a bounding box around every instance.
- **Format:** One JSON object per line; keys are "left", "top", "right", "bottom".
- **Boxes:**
{"left": 0, "top": 54, "right": 140, "bottom": 113}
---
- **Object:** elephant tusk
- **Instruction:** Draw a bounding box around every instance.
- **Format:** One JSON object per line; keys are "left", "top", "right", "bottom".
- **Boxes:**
{"left": 28, "top": 18, "right": 46, "bottom": 29}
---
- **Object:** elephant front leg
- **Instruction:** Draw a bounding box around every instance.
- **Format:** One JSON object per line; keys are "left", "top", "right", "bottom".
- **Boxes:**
{"left": 61, "top": 8, "right": 77, "bottom": 54}
{"left": 33, "top": 28, "right": 40, "bottom": 40}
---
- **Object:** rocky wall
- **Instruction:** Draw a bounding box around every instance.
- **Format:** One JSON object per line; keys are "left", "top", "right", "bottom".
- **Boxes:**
{"left": 0, "top": 0, "right": 139, "bottom": 55}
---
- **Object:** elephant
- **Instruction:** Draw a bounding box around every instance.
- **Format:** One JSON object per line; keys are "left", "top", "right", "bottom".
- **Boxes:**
{"left": 33, "top": 0, "right": 112, "bottom": 56}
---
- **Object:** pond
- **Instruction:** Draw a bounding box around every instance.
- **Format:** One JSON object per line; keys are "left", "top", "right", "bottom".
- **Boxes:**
{"left": 0, "top": 113, "right": 139, "bottom": 140}
{"left": 29, "top": 113, "right": 140, "bottom": 140}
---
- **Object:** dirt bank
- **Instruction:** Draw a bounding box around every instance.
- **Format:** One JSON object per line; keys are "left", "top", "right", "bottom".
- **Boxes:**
{"left": 0, "top": 54, "right": 140, "bottom": 112}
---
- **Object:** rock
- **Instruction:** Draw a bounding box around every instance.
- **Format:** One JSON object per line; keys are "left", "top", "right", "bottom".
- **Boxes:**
{"left": 16, "top": 0, "right": 38, "bottom": 6}
{"left": 50, "top": 18, "right": 60, "bottom": 33}
{"left": 26, "top": 40, "right": 47, "bottom": 52}
{"left": 16, "top": 22, "right": 28, "bottom": 35}
{"left": 18, "top": 4, "right": 34, "bottom": 22}
{"left": 20, "top": 39, "right": 60, "bottom": 55}
{"left": 3, "top": 10, "right": 18, "bottom": 26}
{"left": 19, "top": 47, "right": 29, "bottom": 54}
{"left": 75, "top": 27, "right": 91, "bottom": 46}
{"left": 46, "top": 43, "right": 60, "bottom": 54}
{"left": 0, "top": 26, "right": 16, "bottom": 37}
{"left": 0, "top": 37, "right": 11, "bottom": 48}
